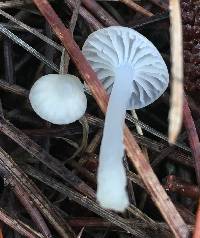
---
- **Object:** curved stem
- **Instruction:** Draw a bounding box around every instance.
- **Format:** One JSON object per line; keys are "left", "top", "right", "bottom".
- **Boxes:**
{"left": 97, "top": 66, "right": 133, "bottom": 212}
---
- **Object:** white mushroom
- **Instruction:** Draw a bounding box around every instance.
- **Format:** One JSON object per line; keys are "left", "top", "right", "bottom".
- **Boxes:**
{"left": 29, "top": 74, "right": 87, "bottom": 125}
{"left": 82, "top": 26, "right": 169, "bottom": 212}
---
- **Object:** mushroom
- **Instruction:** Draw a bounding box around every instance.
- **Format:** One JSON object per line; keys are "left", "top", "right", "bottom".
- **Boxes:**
{"left": 82, "top": 26, "right": 169, "bottom": 211}
{"left": 29, "top": 74, "right": 87, "bottom": 125}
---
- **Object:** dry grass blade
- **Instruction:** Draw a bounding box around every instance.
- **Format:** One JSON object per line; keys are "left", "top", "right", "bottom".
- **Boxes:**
{"left": 24, "top": 165, "right": 168, "bottom": 238}
{"left": 12, "top": 180, "right": 53, "bottom": 238}
{"left": 168, "top": 0, "right": 184, "bottom": 144}
{"left": 0, "top": 24, "right": 59, "bottom": 72}
{"left": 0, "top": 116, "right": 95, "bottom": 198}
{"left": 0, "top": 207, "right": 44, "bottom": 238}
{"left": 32, "top": 0, "right": 189, "bottom": 237}
{"left": 0, "top": 9, "right": 63, "bottom": 52}
{"left": 0, "top": 146, "right": 75, "bottom": 238}
{"left": 0, "top": 0, "right": 32, "bottom": 8}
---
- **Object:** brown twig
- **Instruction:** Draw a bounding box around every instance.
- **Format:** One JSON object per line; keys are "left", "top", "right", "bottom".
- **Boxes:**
{"left": 11, "top": 179, "right": 53, "bottom": 238}
{"left": 0, "top": 116, "right": 95, "bottom": 198}
{"left": 0, "top": 146, "right": 75, "bottom": 238}
{"left": 119, "top": 0, "right": 153, "bottom": 17}
{"left": 193, "top": 198, "right": 200, "bottom": 238}
{"left": 183, "top": 97, "right": 200, "bottom": 186}
{"left": 176, "top": 203, "right": 195, "bottom": 225}
{"left": 24, "top": 164, "right": 171, "bottom": 238}
{"left": 0, "top": 207, "right": 44, "bottom": 238}
{"left": 82, "top": 0, "right": 119, "bottom": 26}
{"left": 64, "top": 0, "right": 103, "bottom": 30}
{"left": 0, "top": 79, "right": 28, "bottom": 97}
{"left": 60, "top": 0, "right": 82, "bottom": 74}
{"left": 31, "top": 1, "right": 189, "bottom": 236}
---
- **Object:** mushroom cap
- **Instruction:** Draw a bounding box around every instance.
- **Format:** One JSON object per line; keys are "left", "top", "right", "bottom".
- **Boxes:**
{"left": 29, "top": 74, "right": 87, "bottom": 125}
{"left": 82, "top": 26, "right": 169, "bottom": 109}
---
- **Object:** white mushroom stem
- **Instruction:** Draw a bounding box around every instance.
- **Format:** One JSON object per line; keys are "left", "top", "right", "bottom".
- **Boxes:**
{"left": 97, "top": 66, "right": 133, "bottom": 212}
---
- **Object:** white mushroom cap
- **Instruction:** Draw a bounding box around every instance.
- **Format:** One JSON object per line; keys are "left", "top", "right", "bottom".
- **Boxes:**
{"left": 82, "top": 26, "right": 169, "bottom": 109}
{"left": 29, "top": 74, "right": 87, "bottom": 125}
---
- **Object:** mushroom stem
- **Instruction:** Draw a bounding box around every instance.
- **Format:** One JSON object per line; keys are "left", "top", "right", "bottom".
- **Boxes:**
{"left": 97, "top": 66, "right": 133, "bottom": 211}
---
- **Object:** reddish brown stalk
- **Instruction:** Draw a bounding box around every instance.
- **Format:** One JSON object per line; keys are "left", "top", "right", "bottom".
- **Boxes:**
{"left": 0, "top": 116, "right": 95, "bottom": 199}
{"left": 32, "top": 1, "right": 189, "bottom": 237}
{"left": 68, "top": 217, "right": 112, "bottom": 228}
{"left": 0, "top": 208, "right": 44, "bottom": 238}
{"left": 12, "top": 180, "right": 52, "bottom": 238}
{"left": 0, "top": 224, "right": 3, "bottom": 238}
{"left": 119, "top": 0, "right": 153, "bottom": 17}
{"left": 64, "top": 0, "right": 103, "bottom": 30}
{"left": 183, "top": 97, "right": 200, "bottom": 186}
{"left": 82, "top": 0, "right": 119, "bottom": 26}
{"left": 193, "top": 198, "right": 200, "bottom": 237}
{"left": 0, "top": 79, "right": 28, "bottom": 97}
{"left": 0, "top": 146, "right": 75, "bottom": 238}
{"left": 164, "top": 175, "right": 200, "bottom": 200}
{"left": 148, "top": 0, "right": 168, "bottom": 11}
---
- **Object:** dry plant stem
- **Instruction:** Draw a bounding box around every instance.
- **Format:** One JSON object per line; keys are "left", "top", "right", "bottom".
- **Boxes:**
{"left": 11, "top": 180, "right": 53, "bottom": 238}
{"left": 131, "top": 110, "right": 149, "bottom": 209}
{"left": 183, "top": 98, "right": 200, "bottom": 186}
{"left": 131, "top": 110, "right": 149, "bottom": 162}
{"left": 66, "top": 160, "right": 96, "bottom": 184}
{"left": 119, "top": 0, "right": 153, "bottom": 17}
{"left": 0, "top": 25, "right": 59, "bottom": 72}
{"left": 64, "top": 0, "right": 103, "bottom": 30}
{"left": 3, "top": 38, "right": 15, "bottom": 84}
{"left": 0, "top": 79, "right": 28, "bottom": 97}
{"left": 0, "top": 9, "right": 63, "bottom": 52}
{"left": 168, "top": 0, "right": 184, "bottom": 143}
{"left": 127, "top": 204, "right": 155, "bottom": 225}
{"left": 193, "top": 198, "right": 200, "bottom": 238}
{"left": 60, "top": 0, "right": 81, "bottom": 74}
{"left": 0, "top": 0, "right": 32, "bottom": 8}
{"left": 86, "top": 129, "right": 102, "bottom": 153}
{"left": 32, "top": 1, "right": 189, "bottom": 236}
{"left": 82, "top": 0, "right": 119, "bottom": 26}
{"left": 0, "top": 116, "right": 95, "bottom": 198}
{"left": 0, "top": 147, "right": 75, "bottom": 238}
{"left": 86, "top": 113, "right": 191, "bottom": 153}
{"left": 148, "top": 0, "right": 168, "bottom": 11}
{"left": 176, "top": 204, "right": 195, "bottom": 225}
{"left": 0, "top": 224, "right": 3, "bottom": 238}
{"left": 24, "top": 165, "right": 169, "bottom": 238}
{"left": 0, "top": 207, "right": 44, "bottom": 238}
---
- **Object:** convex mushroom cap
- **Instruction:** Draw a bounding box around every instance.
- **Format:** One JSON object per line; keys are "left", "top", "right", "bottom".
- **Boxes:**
{"left": 29, "top": 74, "right": 87, "bottom": 125}
{"left": 82, "top": 26, "right": 169, "bottom": 212}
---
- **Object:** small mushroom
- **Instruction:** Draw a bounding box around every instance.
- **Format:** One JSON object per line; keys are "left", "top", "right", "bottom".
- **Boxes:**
{"left": 29, "top": 74, "right": 87, "bottom": 125}
{"left": 82, "top": 26, "right": 169, "bottom": 211}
